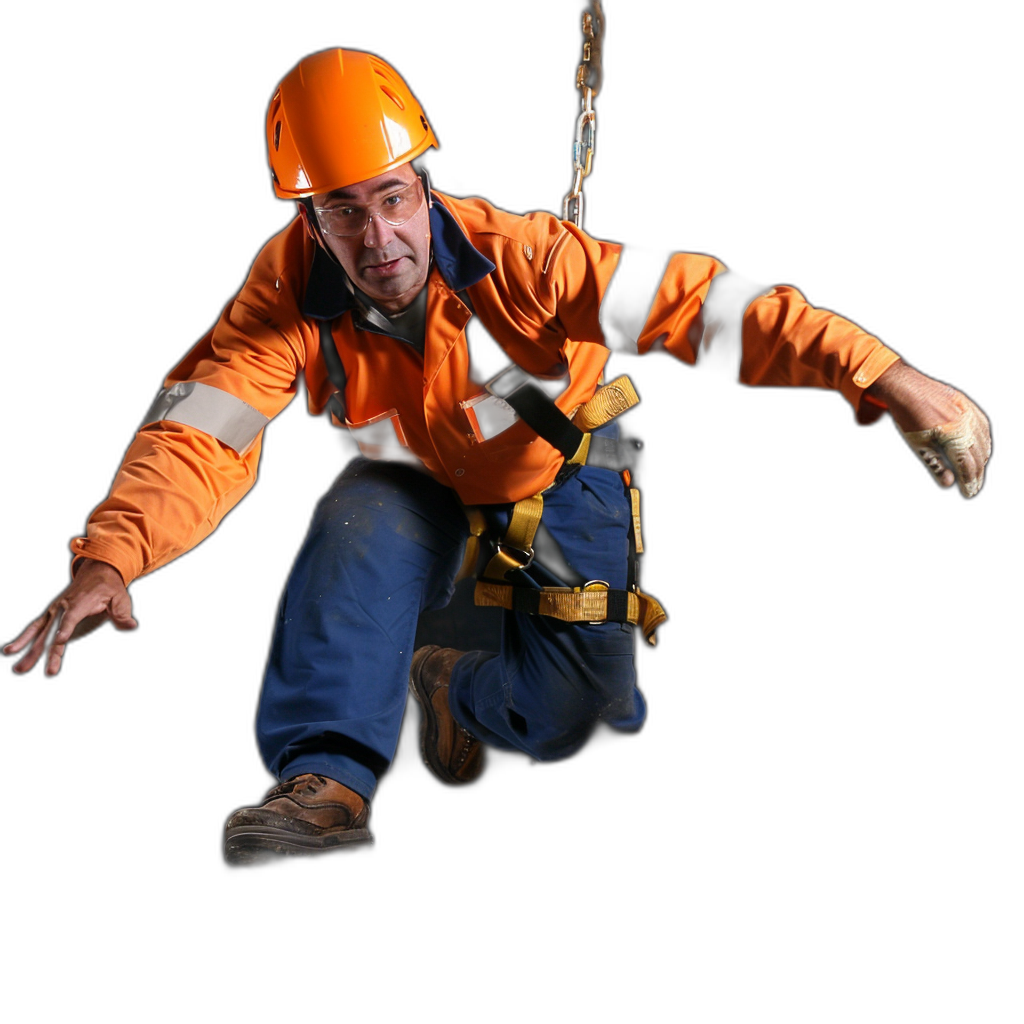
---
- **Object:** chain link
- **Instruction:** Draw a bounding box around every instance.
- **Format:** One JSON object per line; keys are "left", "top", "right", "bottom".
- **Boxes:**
{"left": 562, "top": 3, "right": 603, "bottom": 227}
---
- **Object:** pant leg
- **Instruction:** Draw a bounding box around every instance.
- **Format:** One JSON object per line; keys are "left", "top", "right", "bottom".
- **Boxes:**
{"left": 256, "top": 458, "right": 469, "bottom": 799}
{"left": 448, "top": 463, "right": 647, "bottom": 760}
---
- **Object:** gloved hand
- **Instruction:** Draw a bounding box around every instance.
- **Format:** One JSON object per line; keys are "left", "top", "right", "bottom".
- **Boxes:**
{"left": 898, "top": 401, "right": 991, "bottom": 498}
{"left": 865, "top": 359, "right": 992, "bottom": 497}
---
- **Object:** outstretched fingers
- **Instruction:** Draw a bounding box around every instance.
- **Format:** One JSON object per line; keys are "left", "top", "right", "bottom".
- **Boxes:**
{"left": 6, "top": 606, "right": 62, "bottom": 674}
{"left": 5, "top": 561, "right": 135, "bottom": 677}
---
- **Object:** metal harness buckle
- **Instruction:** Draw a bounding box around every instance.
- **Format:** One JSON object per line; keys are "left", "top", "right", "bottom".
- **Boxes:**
{"left": 496, "top": 541, "right": 535, "bottom": 571}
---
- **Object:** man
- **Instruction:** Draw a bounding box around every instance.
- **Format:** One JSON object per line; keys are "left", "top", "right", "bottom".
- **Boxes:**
{"left": 3, "top": 49, "right": 991, "bottom": 862}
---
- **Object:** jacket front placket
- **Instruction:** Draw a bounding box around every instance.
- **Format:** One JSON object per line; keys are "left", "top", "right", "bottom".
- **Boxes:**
{"left": 419, "top": 272, "right": 479, "bottom": 489}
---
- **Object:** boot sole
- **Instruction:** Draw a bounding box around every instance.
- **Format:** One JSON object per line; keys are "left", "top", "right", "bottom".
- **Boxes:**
{"left": 224, "top": 824, "right": 373, "bottom": 865}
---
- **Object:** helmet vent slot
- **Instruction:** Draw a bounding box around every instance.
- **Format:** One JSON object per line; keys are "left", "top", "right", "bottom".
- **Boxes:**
{"left": 378, "top": 84, "right": 405, "bottom": 111}
{"left": 273, "top": 120, "right": 282, "bottom": 151}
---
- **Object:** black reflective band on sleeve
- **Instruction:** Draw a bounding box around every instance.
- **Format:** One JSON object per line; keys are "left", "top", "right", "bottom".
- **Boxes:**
{"left": 599, "top": 245, "right": 674, "bottom": 352}
{"left": 700, "top": 272, "right": 770, "bottom": 380}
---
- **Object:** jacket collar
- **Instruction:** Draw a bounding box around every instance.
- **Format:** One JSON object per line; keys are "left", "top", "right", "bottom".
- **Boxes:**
{"left": 301, "top": 195, "right": 496, "bottom": 321}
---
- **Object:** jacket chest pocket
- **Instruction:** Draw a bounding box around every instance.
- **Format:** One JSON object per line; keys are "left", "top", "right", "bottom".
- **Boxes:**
{"left": 461, "top": 391, "right": 518, "bottom": 443}
{"left": 346, "top": 408, "right": 420, "bottom": 466}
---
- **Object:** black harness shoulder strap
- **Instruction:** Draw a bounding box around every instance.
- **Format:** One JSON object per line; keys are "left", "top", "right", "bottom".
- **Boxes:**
{"left": 318, "top": 317, "right": 348, "bottom": 423}
{"left": 460, "top": 290, "right": 634, "bottom": 473}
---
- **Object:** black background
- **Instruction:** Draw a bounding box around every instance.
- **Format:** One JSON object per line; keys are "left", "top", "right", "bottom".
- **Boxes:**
{"left": 6, "top": 6, "right": 1015, "bottom": 942}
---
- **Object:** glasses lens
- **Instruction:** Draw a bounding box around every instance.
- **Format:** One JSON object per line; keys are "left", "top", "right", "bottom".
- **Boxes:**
{"left": 377, "top": 179, "right": 423, "bottom": 226}
{"left": 314, "top": 204, "right": 367, "bottom": 237}
{"left": 314, "top": 179, "right": 424, "bottom": 237}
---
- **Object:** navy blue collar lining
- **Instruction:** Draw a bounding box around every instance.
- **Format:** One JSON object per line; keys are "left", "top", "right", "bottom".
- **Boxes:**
{"left": 301, "top": 196, "right": 496, "bottom": 321}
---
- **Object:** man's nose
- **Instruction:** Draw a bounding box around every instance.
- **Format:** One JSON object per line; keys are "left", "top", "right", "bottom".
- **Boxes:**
{"left": 363, "top": 212, "right": 395, "bottom": 248}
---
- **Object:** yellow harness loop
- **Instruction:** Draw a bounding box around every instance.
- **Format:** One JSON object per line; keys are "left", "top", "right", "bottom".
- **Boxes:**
{"left": 573, "top": 375, "right": 639, "bottom": 431}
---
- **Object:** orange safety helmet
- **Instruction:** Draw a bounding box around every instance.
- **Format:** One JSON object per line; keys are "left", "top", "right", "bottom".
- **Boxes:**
{"left": 267, "top": 49, "right": 439, "bottom": 199}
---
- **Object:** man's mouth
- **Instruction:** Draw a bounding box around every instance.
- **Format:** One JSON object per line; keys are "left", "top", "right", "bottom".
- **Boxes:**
{"left": 363, "top": 257, "right": 406, "bottom": 277}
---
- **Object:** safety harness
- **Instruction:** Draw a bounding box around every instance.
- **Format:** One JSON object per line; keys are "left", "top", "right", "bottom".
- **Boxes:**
{"left": 323, "top": 311, "right": 667, "bottom": 647}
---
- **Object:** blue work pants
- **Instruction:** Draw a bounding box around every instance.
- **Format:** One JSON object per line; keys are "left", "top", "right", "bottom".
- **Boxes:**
{"left": 255, "top": 456, "right": 645, "bottom": 799}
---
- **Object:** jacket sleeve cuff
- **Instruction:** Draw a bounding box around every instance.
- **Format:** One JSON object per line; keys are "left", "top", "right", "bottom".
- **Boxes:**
{"left": 69, "top": 538, "right": 139, "bottom": 586}
{"left": 842, "top": 344, "right": 902, "bottom": 411}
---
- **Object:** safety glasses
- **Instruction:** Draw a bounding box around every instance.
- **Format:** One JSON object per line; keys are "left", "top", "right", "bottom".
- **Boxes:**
{"left": 313, "top": 178, "right": 425, "bottom": 237}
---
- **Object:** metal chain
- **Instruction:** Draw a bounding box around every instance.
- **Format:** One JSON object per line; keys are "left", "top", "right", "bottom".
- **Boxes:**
{"left": 562, "top": 3, "right": 604, "bottom": 228}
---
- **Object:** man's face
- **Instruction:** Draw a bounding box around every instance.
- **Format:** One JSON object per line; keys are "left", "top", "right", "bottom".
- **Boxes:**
{"left": 312, "top": 161, "right": 431, "bottom": 313}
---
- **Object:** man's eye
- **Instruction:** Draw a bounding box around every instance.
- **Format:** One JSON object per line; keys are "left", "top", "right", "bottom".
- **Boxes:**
{"left": 382, "top": 193, "right": 403, "bottom": 208}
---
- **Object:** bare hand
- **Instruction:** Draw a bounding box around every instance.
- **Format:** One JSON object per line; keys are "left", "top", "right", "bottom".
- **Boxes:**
{"left": 866, "top": 359, "right": 992, "bottom": 497}
{"left": 4, "top": 560, "right": 137, "bottom": 676}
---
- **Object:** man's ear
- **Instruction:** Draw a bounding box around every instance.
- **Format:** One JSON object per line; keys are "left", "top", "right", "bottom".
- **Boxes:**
{"left": 297, "top": 197, "right": 342, "bottom": 266}
{"left": 418, "top": 167, "right": 433, "bottom": 210}
{"left": 297, "top": 200, "right": 319, "bottom": 243}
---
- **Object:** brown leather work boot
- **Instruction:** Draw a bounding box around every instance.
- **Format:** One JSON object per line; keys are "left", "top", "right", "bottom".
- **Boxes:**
{"left": 223, "top": 773, "right": 372, "bottom": 864}
{"left": 409, "top": 645, "right": 485, "bottom": 784}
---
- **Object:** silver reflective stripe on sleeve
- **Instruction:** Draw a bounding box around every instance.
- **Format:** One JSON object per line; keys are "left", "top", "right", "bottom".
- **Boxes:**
{"left": 143, "top": 381, "right": 269, "bottom": 456}
{"left": 697, "top": 272, "right": 773, "bottom": 375}
{"left": 598, "top": 245, "right": 675, "bottom": 352}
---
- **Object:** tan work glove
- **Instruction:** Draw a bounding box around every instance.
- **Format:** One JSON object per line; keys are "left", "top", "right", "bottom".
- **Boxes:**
{"left": 865, "top": 360, "right": 992, "bottom": 497}
{"left": 898, "top": 399, "right": 991, "bottom": 498}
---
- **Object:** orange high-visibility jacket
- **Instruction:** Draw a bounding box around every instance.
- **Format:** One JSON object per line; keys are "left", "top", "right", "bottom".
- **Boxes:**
{"left": 70, "top": 193, "right": 899, "bottom": 585}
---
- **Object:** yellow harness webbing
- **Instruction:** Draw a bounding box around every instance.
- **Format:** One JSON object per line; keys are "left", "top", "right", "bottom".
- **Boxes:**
{"left": 470, "top": 374, "right": 667, "bottom": 644}
{"left": 479, "top": 493, "right": 545, "bottom": 581}
{"left": 475, "top": 580, "right": 667, "bottom": 647}
{"left": 573, "top": 375, "right": 639, "bottom": 431}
